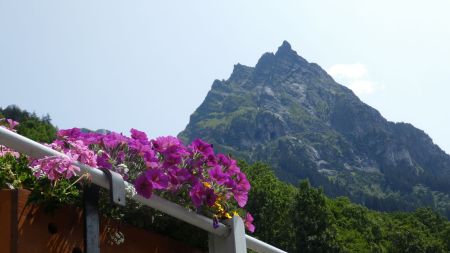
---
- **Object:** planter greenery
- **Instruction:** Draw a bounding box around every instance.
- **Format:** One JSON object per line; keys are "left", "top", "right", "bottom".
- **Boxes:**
{"left": 0, "top": 116, "right": 254, "bottom": 252}
{"left": 0, "top": 125, "right": 209, "bottom": 252}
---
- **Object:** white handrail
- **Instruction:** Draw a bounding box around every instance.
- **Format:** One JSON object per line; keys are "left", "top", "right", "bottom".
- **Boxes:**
{"left": 0, "top": 127, "right": 287, "bottom": 253}
{"left": 246, "top": 235, "right": 287, "bottom": 253}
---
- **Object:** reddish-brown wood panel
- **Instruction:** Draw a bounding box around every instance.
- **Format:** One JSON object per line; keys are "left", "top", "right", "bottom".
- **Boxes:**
{"left": 0, "top": 190, "right": 13, "bottom": 253}
{"left": 0, "top": 189, "right": 203, "bottom": 253}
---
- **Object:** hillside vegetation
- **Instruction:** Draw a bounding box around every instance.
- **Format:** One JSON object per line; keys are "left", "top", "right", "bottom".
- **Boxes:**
{"left": 241, "top": 161, "right": 450, "bottom": 253}
{"left": 0, "top": 105, "right": 57, "bottom": 143}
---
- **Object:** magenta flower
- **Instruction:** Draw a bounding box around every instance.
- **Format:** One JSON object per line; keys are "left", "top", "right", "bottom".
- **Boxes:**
{"left": 6, "top": 119, "right": 19, "bottom": 130}
{"left": 208, "top": 165, "right": 229, "bottom": 185}
{"left": 152, "top": 136, "right": 188, "bottom": 168}
{"left": 190, "top": 139, "right": 214, "bottom": 157}
{"left": 143, "top": 149, "right": 159, "bottom": 169}
{"left": 128, "top": 129, "right": 152, "bottom": 156}
{"left": 233, "top": 191, "right": 248, "bottom": 208}
{"left": 152, "top": 136, "right": 184, "bottom": 154}
{"left": 206, "top": 154, "right": 218, "bottom": 167}
{"left": 189, "top": 183, "right": 217, "bottom": 208}
{"left": 227, "top": 164, "right": 241, "bottom": 175}
{"left": 224, "top": 177, "right": 237, "bottom": 190}
{"left": 116, "top": 151, "right": 126, "bottom": 163}
{"left": 186, "top": 156, "right": 204, "bottom": 169}
{"left": 217, "top": 154, "right": 231, "bottom": 167}
{"left": 27, "top": 127, "right": 254, "bottom": 231}
{"left": 81, "top": 132, "right": 103, "bottom": 145}
{"left": 57, "top": 128, "right": 82, "bottom": 140}
{"left": 102, "top": 132, "right": 127, "bottom": 148}
{"left": 130, "top": 128, "right": 150, "bottom": 145}
{"left": 233, "top": 172, "right": 250, "bottom": 207}
{"left": 162, "top": 152, "right": 182, "bottom": 168}
{"left": 68, "top": 140, "right": 97, "bottom": 167}
{"left": 31, "top": 156, "right": 80, "bottom": 180}
{"left": 0, "top": 120, "right": 19, "bottom": 157}
{"left": 96, "top": 151, "right": 112, "bottom": 169}
{"left": 30, "top": 139, "right": 97, "bottom": 181}
{"left": 189, "top": 183, "right": 204, "bottom": 207}
{"left": 0, "top": 147, "right": 19, "bottom": 158}
{"left": 204, "top": 187, "right": 217, "bottom": 207}
{"left": 244, "top": 213, "right": 255, "bottom": 233}
{"left": 128, "top": 139, "right": 149, "bottom": 155}
{"left": 168, "top": 166, "right": 191, "bottom": 185}
{"left": 135, "top": 173, "right": 153, "bottom": 199}
{"left": 60, "top": 159, "right": 80, "bottom": 179}
{"left": 145, "top": 169, "right": 169, "bottom": 190}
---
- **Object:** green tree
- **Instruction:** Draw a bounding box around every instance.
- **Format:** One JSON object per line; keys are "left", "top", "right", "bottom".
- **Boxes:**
{"left": 241, "top": 160, "right": 450, "bottom": 252}
{"left": 293, "top": 180, "right": 340, "bottom": 253}
{"left": 388, "top": 224, "right": 444, "bottom": 253}
{"left": 0, "top": 105, "right": 57, "bottom": 143}
{"left": 240, "top": 161, "right": 297, "bottom": 252}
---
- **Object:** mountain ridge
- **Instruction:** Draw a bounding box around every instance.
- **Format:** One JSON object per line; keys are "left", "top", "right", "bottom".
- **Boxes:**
{"left": 179, "top": 41, "right": 450, "bottom": 216}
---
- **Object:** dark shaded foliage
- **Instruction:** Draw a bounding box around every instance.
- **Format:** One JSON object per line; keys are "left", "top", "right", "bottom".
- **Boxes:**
{"left": 241, "top": 161, "right": 450, "bottom": 253}
{"left": 0, "top": 105, "right": 57, "bottom": 143}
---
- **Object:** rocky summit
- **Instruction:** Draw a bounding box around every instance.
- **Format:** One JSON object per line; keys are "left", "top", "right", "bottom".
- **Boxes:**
{"left": 179, "top": 41, "right": 450, "bottom": 216}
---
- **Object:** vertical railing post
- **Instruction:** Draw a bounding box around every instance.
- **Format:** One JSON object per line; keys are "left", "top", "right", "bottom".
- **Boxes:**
{"left": 208, "top": 216, "right": 247, "bottom": 253}
{"left": 83, "top": 184, "right": 100, "bottom": 253}
{"left": 83, "top": 169, "right": 125, "bottom": 253}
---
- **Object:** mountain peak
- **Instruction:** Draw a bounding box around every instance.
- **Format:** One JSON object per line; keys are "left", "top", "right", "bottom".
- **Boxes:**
{"left": 279, "top": 40, "right": 292, "bottom": 50}
{"left": 275, "top": 40, "right": 297, "bottom": 56}
{"left": 180, "top": 42, "right": 450, "bottom": 217}
{"left": 229, "top": 63, "right": 254, "bottom": 82}
{"left": 252, "top": 41, "right": 309, "bottom": 83}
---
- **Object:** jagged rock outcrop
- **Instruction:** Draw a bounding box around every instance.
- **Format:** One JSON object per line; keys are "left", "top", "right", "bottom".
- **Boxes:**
{"left": 179, "top": 41, "right": 450, "bottom": 216}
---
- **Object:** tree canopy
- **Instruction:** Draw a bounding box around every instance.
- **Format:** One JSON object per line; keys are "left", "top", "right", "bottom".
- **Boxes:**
{"left": 240, "top": 161, "right": 450, "bottom": 253}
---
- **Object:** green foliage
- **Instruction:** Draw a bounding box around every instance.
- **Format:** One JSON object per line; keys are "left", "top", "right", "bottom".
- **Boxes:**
{"left": 0, "top": 105, "right": 57, "bottom": 143}
{"left": 0, "top": 153, "right": 81, "bottom": 212}
{"left": 240, "top": 161, "right": 450, "bottom": 253}
{"left": 240, "top": 161, "right": 297, "bottom": 251}
{"left": 293, "top": 180, "right": 340, "bottom": 253}
{"left": 1, "top": 105, "right": 78, "bottom": 211}
{"left": 0, "top": 154, "right": 36, "bottom": 189}
{"left": 27, "top": 178, "right": 82, "bottom": 213}
{"left": 330, "top": 198, "right": 385, "bottom": 252}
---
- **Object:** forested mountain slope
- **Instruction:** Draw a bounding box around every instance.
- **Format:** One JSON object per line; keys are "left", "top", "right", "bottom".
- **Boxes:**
{"left": 179, "top": 41, "right": 450, "bottom": 216}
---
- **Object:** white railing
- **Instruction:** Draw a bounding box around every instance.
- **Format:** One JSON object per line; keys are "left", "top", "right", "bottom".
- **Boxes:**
{"left": 0, "top": 127, "right": 287, "bottom": 253}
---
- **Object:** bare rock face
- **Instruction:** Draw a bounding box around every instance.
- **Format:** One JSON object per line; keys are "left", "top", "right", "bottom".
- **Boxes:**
{"left": 179, "top": 41, "right": 450, "bottom": 216}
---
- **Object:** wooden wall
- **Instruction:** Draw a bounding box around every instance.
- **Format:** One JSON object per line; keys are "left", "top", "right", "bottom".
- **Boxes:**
{"left": 0, "top": 189, "right": 203, "bottom": 253}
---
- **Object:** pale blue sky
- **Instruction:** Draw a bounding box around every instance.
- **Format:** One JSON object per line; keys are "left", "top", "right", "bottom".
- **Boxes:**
{"left": 1, "top": 1, "right": 449, "bottom": 153}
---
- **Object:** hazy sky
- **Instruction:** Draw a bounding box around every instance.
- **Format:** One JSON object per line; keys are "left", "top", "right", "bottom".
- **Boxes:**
{"left": 1, "top": 1, "right": 449, "bottom": 153}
